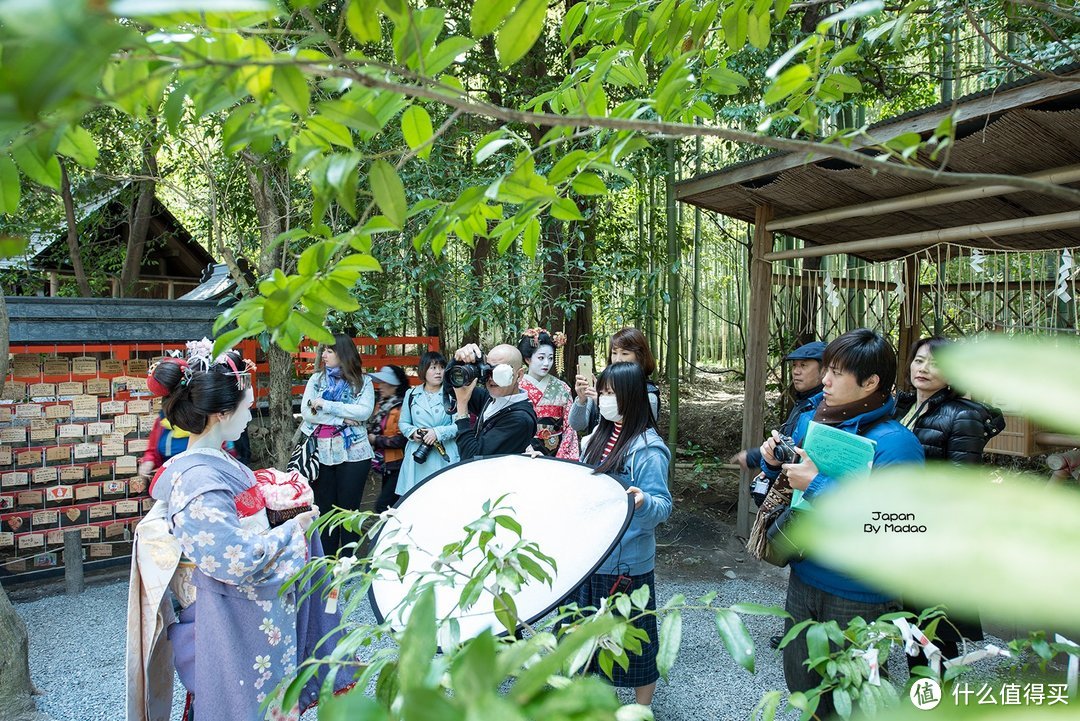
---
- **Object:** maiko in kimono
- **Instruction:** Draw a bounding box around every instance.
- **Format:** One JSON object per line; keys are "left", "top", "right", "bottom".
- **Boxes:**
{"left": 126, "top": 345, "right": 352, "bottom": 721}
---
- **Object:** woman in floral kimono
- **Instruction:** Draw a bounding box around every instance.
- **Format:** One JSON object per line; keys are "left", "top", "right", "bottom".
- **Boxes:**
{"left": 517, "top": 329, "right": 579, "bottom": 459}
{"left": 128, "top": 347, "right": 350, "bottom": 721}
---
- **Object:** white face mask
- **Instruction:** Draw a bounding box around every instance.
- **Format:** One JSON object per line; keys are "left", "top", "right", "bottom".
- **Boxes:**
{"left": 491, "top": 363, "right": 515, "bottom": 388}
{"left": 597, "top": 394, "right": 622, "bottom": 422}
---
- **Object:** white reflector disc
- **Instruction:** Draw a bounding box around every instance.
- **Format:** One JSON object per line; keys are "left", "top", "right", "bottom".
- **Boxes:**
{"left": 368, "top": 455, "right": 633, "bottom": 640}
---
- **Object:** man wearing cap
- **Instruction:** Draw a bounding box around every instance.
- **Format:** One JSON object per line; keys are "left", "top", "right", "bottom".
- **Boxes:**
{"left": 731, "top": 340, "right": 826, "bottom": 479}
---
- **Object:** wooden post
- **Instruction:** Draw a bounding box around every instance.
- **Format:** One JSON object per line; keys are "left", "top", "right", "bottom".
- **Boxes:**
{"left": 896, "top": 256, "right": 921, "bottom": 390}
{"left": 738, "top": 204, "right": 774, "bottom": 537}
{"left": 64, "top": 530, "right": 84, "bottom": 596}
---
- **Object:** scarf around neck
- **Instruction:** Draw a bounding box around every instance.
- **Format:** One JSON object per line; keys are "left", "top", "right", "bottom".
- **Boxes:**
{"left": 812, "top": 387, "right": 891, "bottom": 426}
{"left": 322, "top": 366, "right": 353, "bottom": 403}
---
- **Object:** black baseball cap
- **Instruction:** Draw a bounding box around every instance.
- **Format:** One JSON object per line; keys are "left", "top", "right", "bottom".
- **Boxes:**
{"left": 783, "top": 341, "right": 826, "bottom": 362}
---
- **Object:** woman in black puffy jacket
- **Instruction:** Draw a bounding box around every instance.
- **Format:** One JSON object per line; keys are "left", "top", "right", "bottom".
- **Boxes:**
{"left": 894, "top": 336, "right": 1004, "bottom": 669}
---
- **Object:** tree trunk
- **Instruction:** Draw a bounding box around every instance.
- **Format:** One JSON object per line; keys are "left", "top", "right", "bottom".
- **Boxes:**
{"left": 563, "top": 201, "right": 595, "bottom": 383}
{"left": 461, "top": 236, "right": 490, "bottom": 347}
{"left": 267, "top": 344, "right": 294, "bottom": 469}
{"left": 59, "top": 162, "right": 92, "bottom": 297}
{"left": 119, "top": 136, "right": 160, "bottom": 296}
{"left": 689, "top": 134, "right": 702, "bottom": 381}
{"left": 664, "top": 140, "right": 680, "bottom": 474}
{"left": 541, "top": 217, "right": 569, "bottom": 335}
{"left": 0, "top": 580, "right": 44, "bottom": 721}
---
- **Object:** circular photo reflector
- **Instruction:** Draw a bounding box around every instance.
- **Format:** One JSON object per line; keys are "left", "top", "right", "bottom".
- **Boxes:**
{"left": 368, "top": 455, "right": 633, "bottom": 641}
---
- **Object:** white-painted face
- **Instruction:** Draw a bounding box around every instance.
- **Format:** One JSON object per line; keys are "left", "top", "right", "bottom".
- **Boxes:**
{"left": 528, "top": 345, "right": 555, "bottom": 379}
{"left": 217, "top": 387, "right": 254, "bottom": 442}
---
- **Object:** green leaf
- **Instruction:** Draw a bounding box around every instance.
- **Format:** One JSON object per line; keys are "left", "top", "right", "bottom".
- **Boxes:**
{"left": 549, "top": 197, "right": 584, "bottom": 221}
{"left": 521, "top": 217, "right": 540, "bottom": 257}
{"left": 56, "top": 125, "right": 98, "bottom": 169}
{"left": 560, "top": 1, "right": 586, "bottom": 45}
{"left": 262, "top": 289, "right": 292, "bottom": 328}
{"left": 817, "top": 0, "right": 884, "bottom": 33}
{"left": 298, "top": 240, "right": 335, "bottom": 276}
{"left": 571, "top": 171, "right": 606, "bottom": 196}
{"left": 728, "top": 602, "right": 790, "bottom": 618}
{"left": 369, "top": 159, "right": 407, "bottom": 230}
{"left": 316, "top": 99, "right": 382, "bottom": 133}
{"left": 495, "top": 0, "right": 548, "bottom": 68}
{"left": 805, "top": 623, "right": 829, "bottom": 663}
{"left": 657, "top": 610, "right": 682, "bottom": 680}
{"left": 337, "top": 253, "right": 382, "bottom": 272}
{"left": 402, "top": 105, "right": 434, "bottom": 160}
{"left": 307, "top": 116, "right": 354, "bottom": 149}
{"left": 424, "top": 36, "right": 474, "bottom": 76}
{"left": 763, "top": 64, "right": 811, "bottom": 105}
{"left": 317, "top": 684, "right": 389, "bottom": 721}
{"left": 346, "top": 0, "right": 382, "bottom": 43}
{"left": 471, "top": 0, "right": 516, "bottom": 37}
{"left": 451, "top": 630, "right": 497, "bottom": 700}
{"left": 747, "top": 7, "right": 770, "bottom": 50}
{"left": 273, "top": 65, "right": 310, "bottom": 114}
{"left": 475, "top": 137, "right": 515, "bottom": 165}
{"left": 292, "top": 310, "right": 335, "bottom": 346}
{"left": 0, "top": 156, "right": 21, "bottom": 214}
{"left": 12, "top": 144, "right": 61, "bottom": 191}
{"left": 832, "top": 688, "right": 852, "bottom": 720}
{"left": 0, "top": 236, "right": 29, "bottom": 258}
{"left": 794, "top": 465, "right": 1080, "bottom": 630}
{"left": 713, "top": 609, "right": 755, "bottom": 672}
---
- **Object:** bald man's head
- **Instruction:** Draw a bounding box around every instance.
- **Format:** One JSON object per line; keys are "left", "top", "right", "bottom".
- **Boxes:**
{"left": 486, "top": 344, "right": 525, "bottom": 396}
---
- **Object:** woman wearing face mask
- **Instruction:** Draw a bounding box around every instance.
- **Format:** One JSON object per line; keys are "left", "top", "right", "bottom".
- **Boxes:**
{"left": 517, "top": 329, "right": 579, "bottom": 459}
{"left": 299, "top": 334, "right": 376, "bottom": 556}
{"left": 366, "top": 365, "right": 410, "bottom": 513}
{"left": 570, "top": 361, "right": 672, "bottom": 707}
{"left": 893, "top": 336, "right": 1003, "bottom": 668}
{"left": 398, "top": 352, "right": 460, "bottom": 495}
{"left": 569, "top": 327, "right": 660, "bottom": 436}
{"left": 128, "top": 346, "right": 351, "bottom": 721}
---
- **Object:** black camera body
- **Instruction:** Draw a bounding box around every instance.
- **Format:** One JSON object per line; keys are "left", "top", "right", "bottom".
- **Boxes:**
{"left": 445, "top": 358, "right": 493, "bottom": 388}
{"left": 413, "top": 442, "right": 433, "bottom": 464}
{"left": 772, "top": 435, "right": 799, "bottom": 465}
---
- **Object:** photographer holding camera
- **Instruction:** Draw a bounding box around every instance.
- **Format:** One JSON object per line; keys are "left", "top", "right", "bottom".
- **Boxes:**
{"left": 398, "top": 352, "right": 460, "bottom": 496}
{"left": 755, "top": 329, "right": 924, "bottom": 717}
{"left": 449, "top": 343, "right": 537, "bottom": 460}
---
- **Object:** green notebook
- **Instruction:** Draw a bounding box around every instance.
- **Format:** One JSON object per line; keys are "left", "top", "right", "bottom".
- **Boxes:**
{"left": 790, "top": 421, "right": 877, "bottom": 509}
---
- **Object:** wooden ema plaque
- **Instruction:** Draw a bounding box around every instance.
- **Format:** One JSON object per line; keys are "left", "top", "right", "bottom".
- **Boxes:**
{"left": 47, "top": 446, "right": 73, "bottom": 464}
{"left": 58, "top": 382, "right": 84, "bottom": 396}
{"left": 126, "top": 359, "right": 149, "bottom": 375}
{"left": 72, "top": 357, "right": 98, "bottom": 375}
{"left": 43, "top": 358, "right": 70, "bottom": 375}
{"left": 100, "top": 360, "right": 125, "bottom": 376}
{"left": 45, "top": 404, "right": 72, "bottom": 420}
{"left": 28, "top": 383, "right": 56, "bottom": 399}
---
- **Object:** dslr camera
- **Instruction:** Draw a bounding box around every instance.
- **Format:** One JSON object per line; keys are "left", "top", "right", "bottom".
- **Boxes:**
{"left": 412, "top": 430, "right": 449, "bottom": 463}
{"left": 445, "top": 357, "right": 494, "bottom": 388}
{"left": 772, "top": 435, "right": 800, "bottom": 465}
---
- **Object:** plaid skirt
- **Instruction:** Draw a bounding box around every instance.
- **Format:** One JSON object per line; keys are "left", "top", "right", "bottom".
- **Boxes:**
{"left": 567, "top": 570, "right": 659, "bottom": 688}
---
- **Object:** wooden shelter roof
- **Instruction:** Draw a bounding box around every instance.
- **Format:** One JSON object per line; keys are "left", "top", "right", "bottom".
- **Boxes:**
{"left": 676, "top": 68, "right": 1080, "bottom": 262}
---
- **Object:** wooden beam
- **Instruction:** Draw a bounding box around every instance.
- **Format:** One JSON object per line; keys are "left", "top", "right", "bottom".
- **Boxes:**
{"left": 676, "top": 70, "right": 1080, "bottom": 201}
{"left": 739, "top": 205, "right": 774, "bottom": 538}
{"left": 896, "top": 256, "right": 921, "bottom": 391}
{"left": 763, "top": 210, "right": 1080, "bottom": 261}
{"left": 772, "top": 273, "right": 895, "bottom": 292}
{"left": 767, "top": 165, "right": 1080, "bottom": 231}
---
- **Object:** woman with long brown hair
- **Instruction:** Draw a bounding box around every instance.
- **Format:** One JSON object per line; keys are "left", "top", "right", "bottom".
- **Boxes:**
{"left": 299, "top": 333, "right": 375, "bottom": 555}
{"left": 569, "top": 327, "right": 660, "bottom": 435}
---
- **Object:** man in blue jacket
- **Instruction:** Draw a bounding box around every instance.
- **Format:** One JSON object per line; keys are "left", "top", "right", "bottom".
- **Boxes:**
{"left": 758, "top": 329, "right": 924, "bottom": 716}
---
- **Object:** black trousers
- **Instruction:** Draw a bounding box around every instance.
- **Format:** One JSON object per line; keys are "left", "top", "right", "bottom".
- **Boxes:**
{"left": 312, "top": 459, "right": 371, "bottom": 556}
{"left": 375, "top": 468, "right": 400, "bottom": 513}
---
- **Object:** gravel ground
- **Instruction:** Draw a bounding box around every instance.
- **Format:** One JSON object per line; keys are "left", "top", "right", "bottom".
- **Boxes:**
{"left": 13, "top": 565, "right": 1013, "bottom": 721}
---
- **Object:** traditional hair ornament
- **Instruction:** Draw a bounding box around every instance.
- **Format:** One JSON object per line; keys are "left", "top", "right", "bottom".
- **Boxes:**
{"left": 220, "top": 354, "right": 257, "bottom": 391}
{"left": 146, "top": 357, "right": 190, "bottom": 398}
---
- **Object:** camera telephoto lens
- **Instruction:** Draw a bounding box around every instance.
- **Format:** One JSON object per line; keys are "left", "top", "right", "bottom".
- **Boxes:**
{"left": 413, "top": 443, "right": 432, "bottom": 463}
{"left": 446, "top": 363, "right": 478, "bottom": 388}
